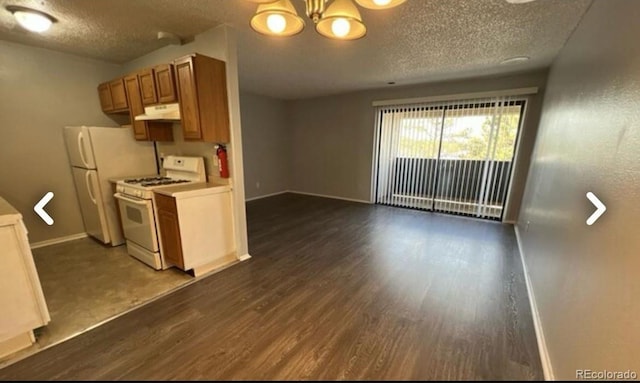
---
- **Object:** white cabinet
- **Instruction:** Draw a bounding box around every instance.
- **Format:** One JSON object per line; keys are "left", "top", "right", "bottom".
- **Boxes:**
{"left": 0, "top": 197, "right": 50, "bottom": 358}
{"left": 154, "top": 184, "right": 236, "bottom": 277}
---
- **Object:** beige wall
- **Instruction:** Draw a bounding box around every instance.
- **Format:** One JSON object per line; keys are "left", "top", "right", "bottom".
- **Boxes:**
{"left": 517, "top": 0, "right": 640, "bottom": 379}
{"left": 0, "top": 40, "right": 120, "bottom": 243}
{"left": 287, "top": 70, "right": 548, "bottom": 220}
{"left": 240, "top": 91, "right": 290, "bottom": 200}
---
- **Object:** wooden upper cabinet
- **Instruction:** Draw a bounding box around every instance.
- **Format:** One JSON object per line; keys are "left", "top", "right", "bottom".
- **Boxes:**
{"left": 138, "top": 68, "right": 158, "bottom": 106}
{"left": 124, "top": 74, "right": 173, "bottom": 142}
{"left": 98, "top": 82, "right": 114, "bottom": 112}
{"left": 174, "top": 54, "right": 230, "bottom": 143}
{"left": 174, "top": 58, "right": 201, "bottom": 140}
{"left": 109, "top": 78, "right": 129, "bottom": 112}
{"left": 124, "top": 75, "right": 148, "bottom": 140}
{"left": 154, "top": 64, "right": 177, "bottom": 104}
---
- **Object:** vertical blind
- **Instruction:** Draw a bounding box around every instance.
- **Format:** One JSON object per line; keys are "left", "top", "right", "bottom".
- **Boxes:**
{"left": 374, "top": 95, "right": 525, "bottom": 220}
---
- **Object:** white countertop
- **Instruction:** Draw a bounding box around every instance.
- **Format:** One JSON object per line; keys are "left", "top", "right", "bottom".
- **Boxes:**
{"left": 0, "top": 196, "right": 22, "bottom": 226}
{"left": 153, "top": 182, "right": 232, "bottom": 199}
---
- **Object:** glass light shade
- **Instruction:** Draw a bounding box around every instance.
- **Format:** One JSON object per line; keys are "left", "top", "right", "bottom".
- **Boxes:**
{"left": 354, "top": 0, "right": 407, "bottom": 10}
{"left": 250, "top": 0, "right": 305, "bottom": 37}
{"left": 6, "top": 6, "right": 55, "bottom": 33}
{"left": 316, "top": 0, "right": 366, "bottom": 40}
{"left": 266, "top": 14, "right": 287, "bottom": 33}
{"left": 331, "top": 18, "right": 351, "bottom": 37}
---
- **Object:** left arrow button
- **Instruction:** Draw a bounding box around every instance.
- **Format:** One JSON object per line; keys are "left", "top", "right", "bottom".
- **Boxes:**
{"left": 34, "top": 192, "right": 54, "bottom": 225}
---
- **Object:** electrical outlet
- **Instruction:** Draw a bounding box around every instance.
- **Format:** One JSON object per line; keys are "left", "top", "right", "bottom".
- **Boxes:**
{"left": 256, "top": 181, "right": 261, "bottom": 189}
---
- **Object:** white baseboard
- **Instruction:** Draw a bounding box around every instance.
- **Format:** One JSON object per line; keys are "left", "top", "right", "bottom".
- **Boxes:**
{"left": 245, "top": 190, "right": 372, "bottom": 204}
{"left": 30, "top": 233, "right": 88, "bottom": 250}
{"left": 245, "top": 190, "right": 289, "bottom": 202}
{"left": 514, "top": 225, "right": 555, "bottom": 381}
{"left": 288, "top": 190, "right": 372, "bottom": 204}
{"left": 238, "top": 253, "right": 252, "bottom": 262}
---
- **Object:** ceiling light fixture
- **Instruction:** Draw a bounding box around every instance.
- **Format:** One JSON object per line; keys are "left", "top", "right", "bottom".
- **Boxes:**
{"left": 355, "top": 0, "right": 406, "bottom": 10}
{"left": 250, "top": 0, "right": 305, "bottom": 37}
{"left": 248, "top": 0, "right": 405, "bottom": 40}
{"left": 6, "top": 5, "right": 56, "bottom": 33}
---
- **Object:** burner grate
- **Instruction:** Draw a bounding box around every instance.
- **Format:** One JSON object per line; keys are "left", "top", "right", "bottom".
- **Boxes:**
{"left": 124, "top": 176, "right": 171, "bottom": 184}
{"left": 140, "top": 179, "right": 190, "bottom": 187}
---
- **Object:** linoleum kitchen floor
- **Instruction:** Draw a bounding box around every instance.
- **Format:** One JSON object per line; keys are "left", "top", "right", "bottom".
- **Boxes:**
{"left": 0, "top": 238, "right": 191, "bottom": 368}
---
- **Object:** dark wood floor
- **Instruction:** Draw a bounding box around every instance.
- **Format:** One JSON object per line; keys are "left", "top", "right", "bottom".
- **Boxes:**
{"left": 0, "top": 193, "right": 542, "bottom": 380}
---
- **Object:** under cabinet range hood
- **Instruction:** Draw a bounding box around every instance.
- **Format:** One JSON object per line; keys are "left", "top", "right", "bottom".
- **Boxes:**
{"left": 135, "top": 103, "right": 181, "bottom": 121}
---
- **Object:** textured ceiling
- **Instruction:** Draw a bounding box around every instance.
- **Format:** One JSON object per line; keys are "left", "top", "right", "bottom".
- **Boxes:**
{"left": 0, "top": 0, "right": 223, "bottom": 63}
{"left": 0, "top": 0, "right": 592, "bottom": 99}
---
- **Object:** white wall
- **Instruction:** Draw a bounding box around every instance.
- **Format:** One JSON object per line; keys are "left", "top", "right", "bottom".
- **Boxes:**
{"left": 240, "top": 91, "right": 290, "bottom": 200}
{"left": 517, "top": 0, "right": 640, "bottom": 379}
{"left": 0, "top": 40, "right": 120, "bottom": 243}
{"left": 287, "top": 70, "right": 548, "bottom": 220}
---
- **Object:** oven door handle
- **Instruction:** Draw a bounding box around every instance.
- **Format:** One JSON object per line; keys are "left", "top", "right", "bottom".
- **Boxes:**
{"left": 114, "top": 193, "right": 149, "bottom": 206}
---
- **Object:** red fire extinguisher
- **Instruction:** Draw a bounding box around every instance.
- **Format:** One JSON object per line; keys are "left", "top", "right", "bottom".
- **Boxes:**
{"left": 216, "top": 144, "right": 229, "bottom": 178}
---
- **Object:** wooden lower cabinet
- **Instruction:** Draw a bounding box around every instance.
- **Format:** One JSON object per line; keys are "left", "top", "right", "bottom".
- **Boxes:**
{"left": 155, "top": 194, "right": 184, "bottom": 269}
{"left": 154, "top": 187, "right": 235, "bottom": 275}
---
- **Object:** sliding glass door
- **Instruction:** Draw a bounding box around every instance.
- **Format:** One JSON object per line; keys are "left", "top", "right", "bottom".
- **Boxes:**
{"left": 376, "top": 105, "right": 443, "bottom": 210}
{"left": 374, "top": 97, "right": 525, "bottom": 220}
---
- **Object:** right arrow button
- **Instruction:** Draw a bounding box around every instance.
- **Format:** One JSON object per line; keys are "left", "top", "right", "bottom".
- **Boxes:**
{"left": 586, "top": 192, "right": 606, "bottom": 226}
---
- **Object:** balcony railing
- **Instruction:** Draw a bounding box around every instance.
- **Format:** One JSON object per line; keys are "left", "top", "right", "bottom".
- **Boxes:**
{"left": 377, "top": 158, "right": 512, "bottom": 219}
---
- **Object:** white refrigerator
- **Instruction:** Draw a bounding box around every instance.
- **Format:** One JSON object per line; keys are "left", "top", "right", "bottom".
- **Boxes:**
{"left": 63, "top": 126, "right": 157, "bottom": 246}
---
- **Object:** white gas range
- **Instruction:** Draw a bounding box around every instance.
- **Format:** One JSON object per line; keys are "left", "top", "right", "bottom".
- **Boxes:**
{"left": 114, "top": 155, "right": 206, "bottom": 269}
